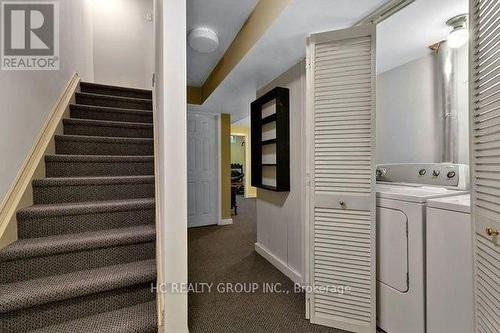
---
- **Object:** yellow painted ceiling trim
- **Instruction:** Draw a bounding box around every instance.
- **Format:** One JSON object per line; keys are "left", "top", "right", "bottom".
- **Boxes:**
{"left": 188, "top": 0, "right": 291, "bottom": 105}
{"left": 187, "top": 86, "right": 203, "bottom": 105}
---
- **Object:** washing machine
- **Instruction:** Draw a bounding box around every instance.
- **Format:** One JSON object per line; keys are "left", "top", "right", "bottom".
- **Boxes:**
{"left": 426, "top": 194, "right": 473, "bottom": 333}
{"left": 375, "top": 163, "right": 469, "bottom": 333}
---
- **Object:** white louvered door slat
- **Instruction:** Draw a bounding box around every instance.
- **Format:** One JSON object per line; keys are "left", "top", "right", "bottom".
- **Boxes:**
{"left": 306, "top": 25, "right": 376, "bottom": 333}
{"left": 470, "top": 1, "right": 500, "bottom": 332}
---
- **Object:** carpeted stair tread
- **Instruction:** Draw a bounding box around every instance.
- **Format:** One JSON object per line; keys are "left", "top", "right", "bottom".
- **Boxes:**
{"left": 69, "top": 104, "right": 153, "bottom": 114}
{"left": 69, "top": 104, "right": 153, "bottom": 123}
{"left": 45, "top": 155, "right": 154, "bottom": 177}
{"left": 80, "top": 82, "right": 152, "bottom": 100}
{"left": 0, "top": 225, "right": 155, "bottom": 262}
{"left": 55, "top": 134, "right": 153, "bottom": 144}
{"left": 16, "top": 198, "right": 155, "bottom": 239}
{"left": 32, "top": 175, "right": 155, "bottom": 204}
{"left": 45, "top": 154, "right": 154, "bottom": 163}
{"left": 55, "top": 134, "right": 154, "bottom": 156}
{"left": 28, "top": 301, "right": 157, "bottom": 333}
{"left": 17, "top": 197, "right": 154, "bottom": 218}
{"left": 63, "top": 118, "right": 153, "bottom": 129}
{"left": 0, "top": 259, "right": 156, "bottom": 313}
{"left": 76, "top": 92, "right": 152, "bottom": 102}
{"left": 63, "top": 118, "right": 153, "bottom": 138}
{"left": 63, "top": 118, "right": 153, "bottom": 139}
{"left": 76, "top": 93, "right": 153, "bottom": 110}
{"left": 33, "top": 175, "right": 154, "bottom": 187}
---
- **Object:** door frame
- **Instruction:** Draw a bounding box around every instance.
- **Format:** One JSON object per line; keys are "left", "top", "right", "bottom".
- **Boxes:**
{"left": 229, "top": 131, "right": 251, "bottom": 198}
{"left": 187, "top": 110, "right": 221, "bottom": 227}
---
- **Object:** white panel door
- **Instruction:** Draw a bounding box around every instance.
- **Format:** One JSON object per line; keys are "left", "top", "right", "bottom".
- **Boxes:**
{"left": 187, "top": 113, "right": 219, "bottom": 228}
{"left": 469, "top": 1, "right": 500, "bottom": 332}
{"left": 306, "top": 25, "right": 376, "bottom": 332}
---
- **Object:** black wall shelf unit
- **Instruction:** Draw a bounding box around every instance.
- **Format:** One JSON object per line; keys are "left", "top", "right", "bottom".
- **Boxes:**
{"left": 251, "top": 87, "right": 290, "bottom": 192}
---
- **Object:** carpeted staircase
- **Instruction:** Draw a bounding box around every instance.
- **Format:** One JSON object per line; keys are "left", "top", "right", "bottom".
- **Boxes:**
{"left": 0, "top": 82, "right": 157, "bottom": 333}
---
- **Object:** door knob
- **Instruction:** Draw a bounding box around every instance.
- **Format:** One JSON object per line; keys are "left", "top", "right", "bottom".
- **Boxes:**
{"left": 339, "top": 200, "right": 346, "bottom": 207}
{"left": 486, "top": 228, "right": 499, "bottom": 236}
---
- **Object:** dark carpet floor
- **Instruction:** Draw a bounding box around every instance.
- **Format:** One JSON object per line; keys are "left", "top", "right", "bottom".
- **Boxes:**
{"left": 188, "top": 197, "right": 349, "bottom": 333}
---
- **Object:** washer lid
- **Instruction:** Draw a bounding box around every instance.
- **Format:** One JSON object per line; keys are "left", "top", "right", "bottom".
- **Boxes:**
{"left": 376, "top": 184, "right": 468, "bottom": 203}
{"left": 427, "top": 194, "right": 471, "bottom": 213}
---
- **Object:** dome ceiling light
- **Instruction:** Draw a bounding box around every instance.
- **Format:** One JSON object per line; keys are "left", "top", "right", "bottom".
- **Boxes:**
{"left": 446, "top": 14, "right": 468, "bottom": 49}
{"left": 188, "top": 27, "right": 219, "bottom": 53}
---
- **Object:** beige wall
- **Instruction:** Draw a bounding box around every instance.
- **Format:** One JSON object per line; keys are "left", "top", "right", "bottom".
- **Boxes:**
{"left": 93, "top": 0, "right": 154, "bottom": 89}
{"left": 220, "top": 114, "right": 232, "bottom": 220}
{"left": 231, "top": 135, "right": 245, "bottom": 166}
{"left": 0, "top": 0, "right": 94, "bottom": 206}
{"left": 255, "top": 60, "right": 306, "bottom": 283}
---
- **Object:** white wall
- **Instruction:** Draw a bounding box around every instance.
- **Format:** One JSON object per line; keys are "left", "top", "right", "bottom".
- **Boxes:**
{"left": 255, "top": 61, "right": 306, "bottom": 284}
{"left": 377, "top": 48, "right": 469, "bottom": 165}
{"left": 93, "top": 0, "right": 154, "bottom": 89}
{"left": 154, "top": 0, "right": 188, "bottom": 331}
{"left": 0, "top": 0, "right": 94, "bottom": 205}
{"left": 376, "top": 54, "right": 443, "bottom": 164}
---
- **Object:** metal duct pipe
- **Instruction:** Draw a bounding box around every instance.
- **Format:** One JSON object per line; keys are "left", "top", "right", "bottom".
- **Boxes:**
{"left": 437, "top": 42, "right": 459, "bottom": 163}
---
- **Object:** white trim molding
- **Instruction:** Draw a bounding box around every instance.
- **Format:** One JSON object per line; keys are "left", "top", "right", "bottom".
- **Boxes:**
{"left": 218, "top": 218, "right": 233, "bottom": 226}
{"left": 255, "top": 242, "right": 302, "bottom": 284}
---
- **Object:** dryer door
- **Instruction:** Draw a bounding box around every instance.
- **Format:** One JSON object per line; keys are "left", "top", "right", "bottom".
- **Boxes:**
{"left": 377, "top": 207, "right": 408, "bottom": 292}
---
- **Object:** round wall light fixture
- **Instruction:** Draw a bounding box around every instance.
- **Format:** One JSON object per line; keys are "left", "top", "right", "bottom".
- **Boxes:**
{"left": 188, "top": 27, "right": 219, "bottom": 53}
{"left": 446, "top": 14, "right": 468, "bottom": 49}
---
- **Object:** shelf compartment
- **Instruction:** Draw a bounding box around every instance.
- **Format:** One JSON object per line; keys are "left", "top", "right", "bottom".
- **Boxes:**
{"left": 261, "top": 100, "right": 276, "bottom": 119}
{"left": 261, "top": 114, "right": 277, "bottom": 125}
{"left": 262, "top": 165, "right": 277, "bottom": 187}
{"left": 262, "top": 144, "right": 277, "bottom": 165}
{"left": 262, "top": 138, "right": 277, "bottom": 145}
{"left": 261, "top": 121, "right": 276, "bottom": 142}
{"left": 260, "top": 185, "right": 278, "bottom": 191}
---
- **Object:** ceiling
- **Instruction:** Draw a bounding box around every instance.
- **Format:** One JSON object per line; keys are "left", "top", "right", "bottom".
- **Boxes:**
{"left": 188, "top": 0, "right": 469, "bottom": 123}
{"left": 187, "top": 0, "right": 258, "bottom": 86}
{"left": 377, "top": 0, "right": 468, "bottom": 73}
{"left": 189, "top": 0, "right": 386, "bottom": 121}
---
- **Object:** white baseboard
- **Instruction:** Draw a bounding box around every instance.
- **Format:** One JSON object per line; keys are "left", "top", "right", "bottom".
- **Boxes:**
{"left": 254, "top": 242, "right": 302, "bottom": 284}
{"left": 218, "top": 218, "right": 233, "bottom": 226}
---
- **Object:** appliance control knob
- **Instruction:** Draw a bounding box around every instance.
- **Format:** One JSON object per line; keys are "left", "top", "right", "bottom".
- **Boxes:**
{"left": 447, "top": 171, "right": 456, "bottom": 179}
{"left": 418, "top": 169, "right": 427, "bottom": 176}
{"left": 376, "top": 168, "right": 388, "bottom": 178}
{"left": 432, "top": 170, "right": 440, "bottom": 177}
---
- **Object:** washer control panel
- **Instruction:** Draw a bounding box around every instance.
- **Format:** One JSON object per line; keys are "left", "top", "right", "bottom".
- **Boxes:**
{"left": 376, "top": 163, "right": 470, "bottom": 190}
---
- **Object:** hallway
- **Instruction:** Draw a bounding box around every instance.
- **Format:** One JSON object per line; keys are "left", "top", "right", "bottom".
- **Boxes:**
{"left": 188, "top": 197, "right": 346, "bottom": 333}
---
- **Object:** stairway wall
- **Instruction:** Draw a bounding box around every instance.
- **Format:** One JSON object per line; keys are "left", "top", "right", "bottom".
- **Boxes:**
{"left": 93, "top": 0, "right": 154, "bottom": 89}
{"left": 0, "top": 0, "right": 94, "bottom": 206}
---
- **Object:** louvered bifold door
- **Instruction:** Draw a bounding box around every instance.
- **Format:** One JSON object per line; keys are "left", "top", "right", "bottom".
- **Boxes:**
{"left": 306, "top": 25, "right": 376, "bottom": 333}
{"left": 470, "top": 1, "right": 500, "bottom": 332}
